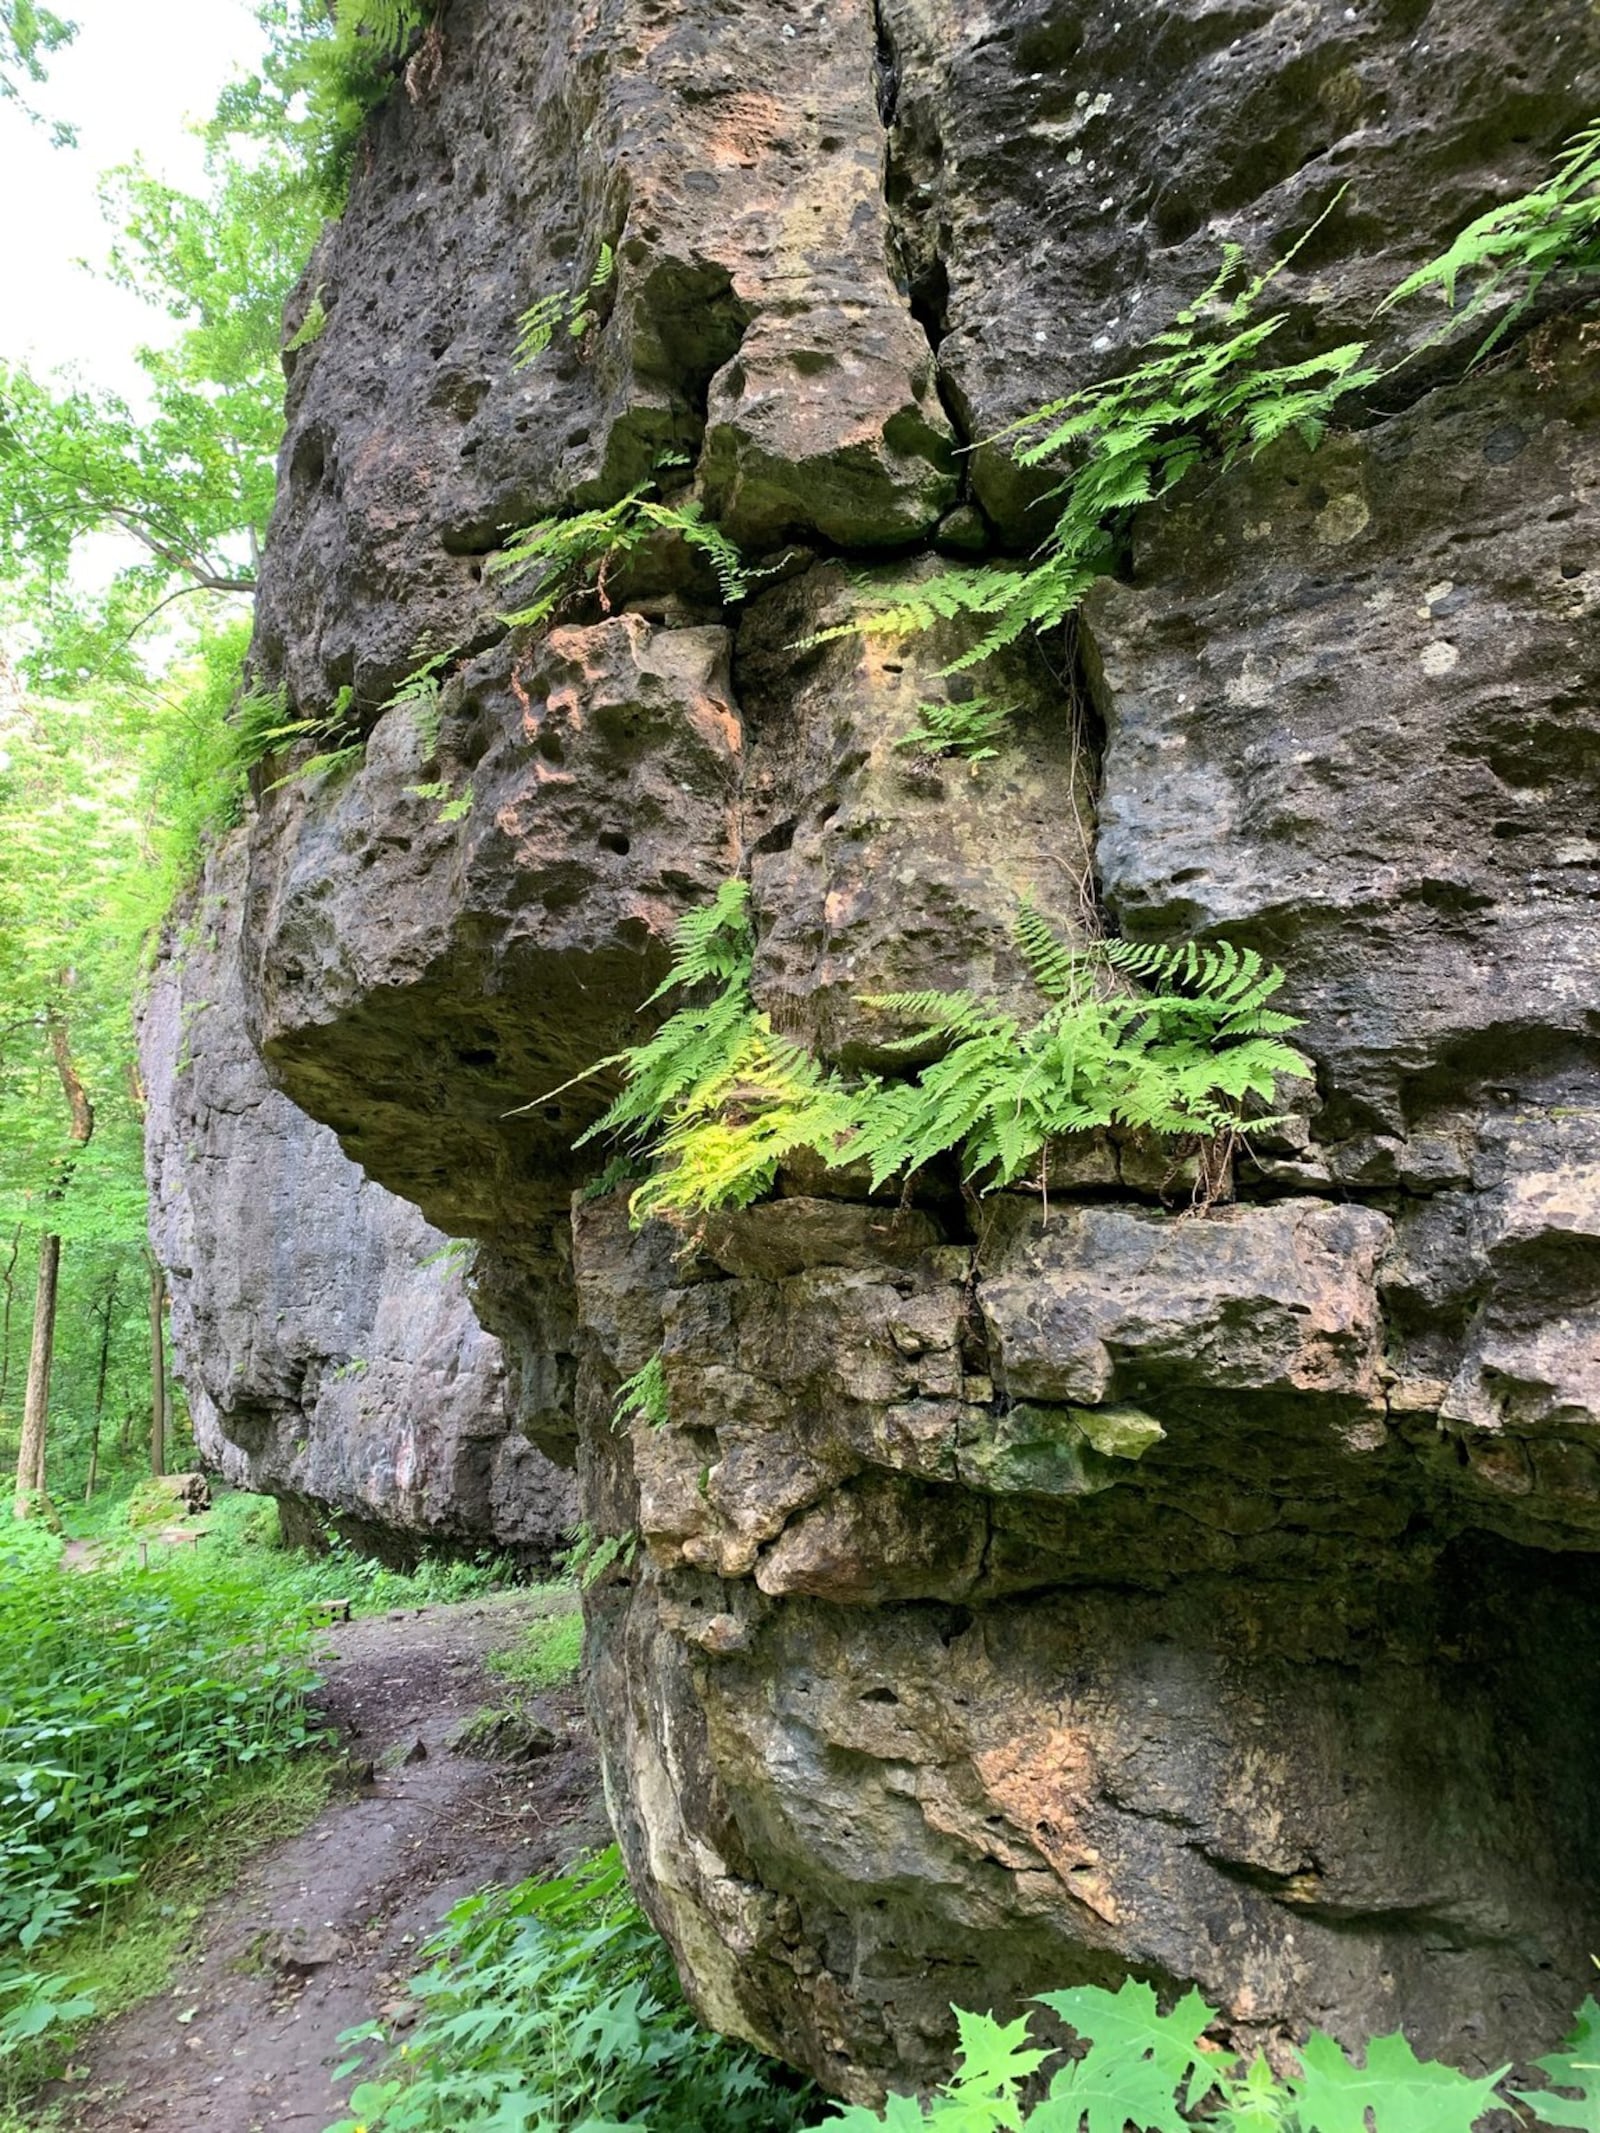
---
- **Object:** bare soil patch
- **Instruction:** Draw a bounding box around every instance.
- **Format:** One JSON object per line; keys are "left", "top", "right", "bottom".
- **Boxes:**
{"left": 62, "top": 1590, "right": 604, "bottom": 2133}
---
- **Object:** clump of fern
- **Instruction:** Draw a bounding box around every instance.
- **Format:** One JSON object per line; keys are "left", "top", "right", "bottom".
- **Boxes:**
{"left": 231, "top": 683, "right": 365, "bottom": 792}
{"left": 896, "top": 695, "right": 1018, "bottom": 763}
{"left": 516, "top": 243, "right": 616, "bottom": 365}
{"left": 613, "top": 1355, "right": 670, "bottom": 1431}
{"left": 489, "top": 481, "right": 759, "bottom": 633}
{"left": 851, "top": 907, "right": 1312, "bottom": 1192}
{"left": 1382, "top": 116, "right": 1600, "bottom": 360}
{"left": 532, "top": 882, "right": 858, "bottom": 1224}
{"left": 535, "top": 883, "right": 1310, "bottom": 1226}
{"left": 819, "top": 123, "right": 1600, "bottom": 676}
{"left": 818, "top": 230, "right": 1377, "bottom": 672}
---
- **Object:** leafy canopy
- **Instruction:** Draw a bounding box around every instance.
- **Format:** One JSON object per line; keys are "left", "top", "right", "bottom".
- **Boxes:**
{"left": 0, "top": 137, "right": 321, "bottom": 687}
{"left": 0, "top": 1, "right": 74, "bottom": 139}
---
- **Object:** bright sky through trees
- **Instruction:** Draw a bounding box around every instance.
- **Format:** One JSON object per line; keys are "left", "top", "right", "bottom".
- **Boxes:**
{"left": 0, "top": 0, "right": 267, "bottom": 400}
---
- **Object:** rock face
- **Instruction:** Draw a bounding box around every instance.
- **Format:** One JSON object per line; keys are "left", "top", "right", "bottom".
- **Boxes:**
{"left": 141, "top": 832, "right": 576, "bottom": 1564}
{"left": 190, "top": 0, "right": 1600, "bottom": 2103}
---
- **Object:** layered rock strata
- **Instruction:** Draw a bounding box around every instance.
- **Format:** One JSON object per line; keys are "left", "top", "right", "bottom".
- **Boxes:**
{"left": 185, "top": 0, "right": 1600, "bottom": 2101}
{"left": 141, "top": 832, "right": 576, "bottom": 1564}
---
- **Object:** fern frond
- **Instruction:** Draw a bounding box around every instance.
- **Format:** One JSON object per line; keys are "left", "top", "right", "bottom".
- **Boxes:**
{"left": 894, "top": 696, "right": 1016, "bottom": 762}
{"left": 334, "top": 0, "right": 427, "bottom": 59}
{"left": 613, "top": 1354, "right": 670, "bottom": 1431}
{"left": 1014, "top": 903, "right": 1086, "bottom": 1004}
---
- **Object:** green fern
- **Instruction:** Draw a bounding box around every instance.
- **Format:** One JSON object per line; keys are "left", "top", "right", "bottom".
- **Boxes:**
{"left": 549, "top": 884, "right": 1310, "bottom": 1225}
{"left": 613, "top": 1354, "right": 670, "bottom": 1432}
{"left": 333, "top": 0, "right": 428, "bottom": 60}
{"left": 233, "top": 684, "right": 366, "bottom": 794}
{"left": 1383, "top": 116, "right": 1600, "bottom": 361}
{"left": 516, "top": 242, "right": 617, "bottom": 365}
{"left": 284, "top": 286, "right": 328, "bottom": 352}
{"left": 489, "top": 484, "right": 761, "bottom": 633}
{"left": 816, "top": 127, "right": 1600, "bottom": 676}
{"left": 381, "top": 643, "right": 457, "bottom": 757}
{"left": 896, "top": 696, "right": 1018, "bottom": 763}
{"left": 853, "top": 909, "right": 1311, "bottom": 1191}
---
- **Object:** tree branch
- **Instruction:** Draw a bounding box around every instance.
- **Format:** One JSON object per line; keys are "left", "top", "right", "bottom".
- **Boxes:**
{"left": 100, "top": 505, "right": 255, "bottom": 594}
{"left": 47, "top": 1009, "right": 94, "bottom": 1147}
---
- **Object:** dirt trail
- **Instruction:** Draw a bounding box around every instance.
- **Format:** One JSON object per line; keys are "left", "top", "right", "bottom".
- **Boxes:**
{"left": 65, "top": 1591, "right": 606, "bottom": 2133}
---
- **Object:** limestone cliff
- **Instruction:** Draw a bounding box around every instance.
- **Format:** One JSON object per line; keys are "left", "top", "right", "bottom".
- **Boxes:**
{"left": 160, "top": 0, "right": 1600, "bottom": 2102}
{"left": 141, "top": 830, "right": 576, "bottom": 1563}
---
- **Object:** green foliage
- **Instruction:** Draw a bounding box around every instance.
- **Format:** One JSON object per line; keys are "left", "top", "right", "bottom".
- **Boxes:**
{"left": 382, "top": 644, "right": 458, "bottom": 757}
{"left": 818, "top": 234, "right": 1377, "bottom": 673}
{"left": 852, "top": 918, "right": 1308, "bottom": 1192}
{"left": 558, "top": 884, "right": 1308, "bottom": 1222}
{"left": 1515, "top": 1996, "right": 1600, "bottom": 2131}
{"left": 490, "top": 483, "right": 761, "bottom": 633}
{"left": 896, "top": 696, "right": 1018, "bottom": 763}
{"left": 516, "top": 243, "right": 617, "bottom": 365}
{"left": 612, "top": 1355, "right": 669, "bottom": 1432}
{"left": 0, "top": 137, "right": 320, "bottom": 685}
{"left": 326, "top": 1845, "right": 817, "bottom": 2133}
{"left": 218, "top": 2, "right": 433, "bottom": 211}
{"left": 0, "top": 1519, "right": 323, "bottom": 1960}
{"left": 549, "top": 881, "right": 859, "bottom": 1225}
{"left": 226, "top": 685, "right": 365, "bottom": 793}
{"left": 1383, "top": 118, "right": 1600, "bottom": 361}
{"left": 558, "top": 1524, "right": 637, "bottom": 1591}
{"left": 485, "top": 1608, "right": 584, "bottom": 1692}
{"left": 821, "top": 128, "right": 1600, "bottom": 677}
{"left": 0, "top": 1, "right": 74, "bottom": 140}
{"left": 285, "top": 286, "right": 329, "bottom": 351}
{"left": 809, "top": 1978, "right": 1508, "bottom": 2133}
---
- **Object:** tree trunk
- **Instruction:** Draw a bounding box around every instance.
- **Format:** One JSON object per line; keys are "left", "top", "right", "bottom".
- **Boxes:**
{"left": 0, "top": 1222, "right": 19, "bottom": 1417}
{"left": 14, "top": 1233, "right": 60, "bottom": 1519}
{"left": 148, "top": 1254, "right": 167, "bottom": 1479}
{"left": 85, "top": 1272, "right": 117, "bottom": 1502}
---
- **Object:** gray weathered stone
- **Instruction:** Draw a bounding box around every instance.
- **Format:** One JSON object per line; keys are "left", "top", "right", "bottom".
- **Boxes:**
{"left": 171, "top": 0, "right": 1600, "bottom": 2103}
{"left": 141, "top": 831, "right": 576, "bottom": 1562}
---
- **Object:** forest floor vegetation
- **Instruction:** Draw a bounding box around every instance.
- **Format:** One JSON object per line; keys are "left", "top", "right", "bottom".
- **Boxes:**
{"left": 29, "top": 1583, "right": 596, "bottom": 2133}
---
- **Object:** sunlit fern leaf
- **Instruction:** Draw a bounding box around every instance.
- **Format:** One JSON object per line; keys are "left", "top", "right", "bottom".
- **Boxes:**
{"left": 335, "top": 0, "right": 427, "bottom": 59}
{"left": 612, "top": 1354, "right": 670, "bottom": 1432}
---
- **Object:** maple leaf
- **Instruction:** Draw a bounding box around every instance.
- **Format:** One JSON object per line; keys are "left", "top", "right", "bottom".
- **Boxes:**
{"left": 1038, "top": 1980, "right": 1227, "bottom": 2109}
{"left": 1515, "top": 1996, "right": 1600, "bottom": 2132}
{"left": 1289, "top": 2029, "right": 1506, "bottom": 2133}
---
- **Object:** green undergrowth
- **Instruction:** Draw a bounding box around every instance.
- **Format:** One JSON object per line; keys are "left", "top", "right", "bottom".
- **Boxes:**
{"left": 0, "top": 1515, "right": 324, "bottom": 1963}
{"left": 326, "top": 1845, "right": 819, "bottom": 2133}
{"left": 813, "top": 1978, "right": 1592, "bottom": 2133}
{"left": 0, "top": 1487, "right": 530, "bottom": 2099}
{"left": 0, "top": 1753, "right": 335, "bottom": 2123}
{"left": 531, "top": 881, "right": 1309, "bottom": 1226}
{"left": 324, "top": 1852, "right": 1598, "bottom": 2133}
{"left": 486, "top": 1604, "right": 584, "bottom": 1692}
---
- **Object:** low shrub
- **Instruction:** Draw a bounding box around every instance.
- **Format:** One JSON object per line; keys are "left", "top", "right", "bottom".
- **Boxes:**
{"left": 327, "top": 1845, "right": 819, "bottom": 2133}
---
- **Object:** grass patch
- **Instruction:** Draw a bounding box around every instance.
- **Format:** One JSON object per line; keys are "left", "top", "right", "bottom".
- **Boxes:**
{"left": 484, "top": 1602, "right": 583, "bottom": 1691}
